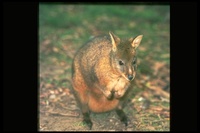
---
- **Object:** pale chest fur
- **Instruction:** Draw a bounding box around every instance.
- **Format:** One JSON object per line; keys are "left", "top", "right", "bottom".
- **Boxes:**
{"left": 106, "top": 76, "right": 130, "bottom": 92}
{"left": 87, "top": 77, "right": 130, "bottom": 113}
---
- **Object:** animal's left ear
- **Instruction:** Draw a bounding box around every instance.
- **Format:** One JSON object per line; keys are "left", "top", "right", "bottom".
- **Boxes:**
{"left": 130, "top": 35, "right": 143, "bottom": 49}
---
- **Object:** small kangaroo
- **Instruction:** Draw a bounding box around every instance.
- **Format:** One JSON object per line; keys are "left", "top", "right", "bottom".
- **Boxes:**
{"left": 72, "top": 32, "right": 143, "bottom": 129}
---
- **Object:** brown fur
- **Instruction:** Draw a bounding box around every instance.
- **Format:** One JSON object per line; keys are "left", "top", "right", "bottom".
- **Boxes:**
{"left": 72, "top": 32, "right": 143, "bottom": 129}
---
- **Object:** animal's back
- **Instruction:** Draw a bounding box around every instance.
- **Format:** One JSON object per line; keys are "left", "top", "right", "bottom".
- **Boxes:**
{"left": 72, "top": 35, "right": 112, "bottom": 88}
{"left": 73, "top": 35, "right": 111, "bottom": 72}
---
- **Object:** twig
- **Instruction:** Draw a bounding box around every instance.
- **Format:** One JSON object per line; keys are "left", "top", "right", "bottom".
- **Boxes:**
{"left": 40, "top": 110, "right": 79, "bottom": 117}
{"left": 152, "top": 119, "right": 167, "bottom": 123}
{"left": 58, "top": 102, "right": 80, "bottom": 111}
{"left": 136, "top": 122, "right": 141, "bottom": 128}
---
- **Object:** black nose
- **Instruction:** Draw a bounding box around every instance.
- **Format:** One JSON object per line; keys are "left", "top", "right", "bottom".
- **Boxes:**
{"left": 128, "top": 75, "right": 133, "bottom": 81}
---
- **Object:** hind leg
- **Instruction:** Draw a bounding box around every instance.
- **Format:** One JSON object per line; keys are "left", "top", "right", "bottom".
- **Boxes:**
{"left": 72, "top": 83, "right": 93, "bottom": 129}
{"left": 82, "top": 111, "right": 93, "bottom": 130}
{"left": 73, "top": 90, "right": 93, "bottom": 129}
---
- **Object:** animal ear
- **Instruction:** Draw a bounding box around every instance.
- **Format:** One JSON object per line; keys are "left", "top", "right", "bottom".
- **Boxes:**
{"left": 131, "top": 35, "right": 143, "bottom": 49}
{"left": 109, "top": 31, "right": 120, "bottom": 52}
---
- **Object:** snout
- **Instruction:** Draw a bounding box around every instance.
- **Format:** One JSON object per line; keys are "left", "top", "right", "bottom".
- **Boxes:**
{"left": 128, "top": 75, "right": 134, "bottom": 81}
{"left": 122, "top": 74, "right": 135, "bottom": 81}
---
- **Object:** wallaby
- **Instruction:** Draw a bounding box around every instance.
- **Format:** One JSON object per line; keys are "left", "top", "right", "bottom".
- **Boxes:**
{"left": 72, "top": 31, "right": 143, "bottom": 129}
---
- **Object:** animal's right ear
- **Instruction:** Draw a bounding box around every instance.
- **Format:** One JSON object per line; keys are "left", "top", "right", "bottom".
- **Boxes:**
{"left": 109, "top": 31, "right": 120, "bottom": 52}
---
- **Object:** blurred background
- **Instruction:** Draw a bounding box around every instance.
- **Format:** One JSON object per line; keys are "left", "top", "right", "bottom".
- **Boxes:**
{"left": 39, "top": 3, "right": 170, "bottom": 131}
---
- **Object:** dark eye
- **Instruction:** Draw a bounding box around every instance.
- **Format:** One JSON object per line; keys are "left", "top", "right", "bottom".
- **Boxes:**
{"left": 119, "top": 60, "right": 124, "bottom": 65}
{"left": 132, "top": 57, "right": 137, "bottom": 65}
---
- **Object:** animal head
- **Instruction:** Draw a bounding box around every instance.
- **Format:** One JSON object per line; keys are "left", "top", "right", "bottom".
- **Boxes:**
{"left": 109, "top": 31, "right": 143, "bottom": 82}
